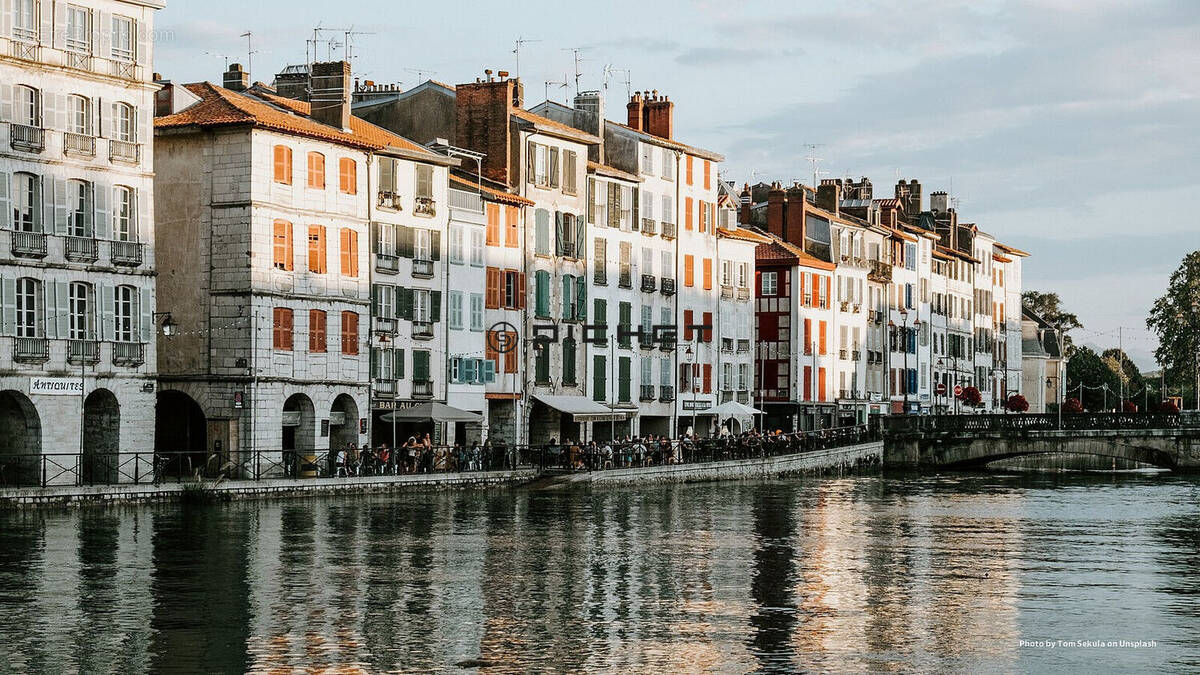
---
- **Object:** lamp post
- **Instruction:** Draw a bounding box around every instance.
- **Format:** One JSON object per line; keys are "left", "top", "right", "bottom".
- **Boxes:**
{"left": 888, "top": 309, "right": 921, "bottom": 415}
{"left": 937, "top": 357, "right": 945, "bottom": 414}
{"left": 685, "top": 342, "right": 697, "bottom": 437}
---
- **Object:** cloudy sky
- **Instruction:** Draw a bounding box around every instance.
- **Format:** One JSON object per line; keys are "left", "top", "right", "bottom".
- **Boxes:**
{"left": 153, "top": 0, "right": 1199, "bottom": 368}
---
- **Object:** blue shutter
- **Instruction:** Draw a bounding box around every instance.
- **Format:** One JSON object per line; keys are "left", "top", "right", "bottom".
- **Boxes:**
{"left": 482, "top": 359, "right": 496, "bottom": 383}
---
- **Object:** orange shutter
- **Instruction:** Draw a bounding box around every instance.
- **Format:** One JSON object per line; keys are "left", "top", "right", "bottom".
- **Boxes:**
{"left": 684, "top": 255, "right": 694, "bottom": 287}
{"left": 308, "top": 226, "right": 326, "bottom": 273}
{"left": 342, "top": 312, "right": 359, "bottom": 355}
{"left": 703, "top": 364, "right": 712, "bottom": 393}
{"left": 339, "top": 158, "right": 357, "bottom": 194}
{"left": 274, "top": 308, "right": 293, "bottom": 351}
{"left": 703, "top": 311, "right": 713, "bottom": 342}
{"left": 818, "top": 368, "right": 827, "bottom": 402}
{"left": 685, "top": 197, "right": 693, "bottom": 230}
{"left": 309, "top": 310, "right": 326, "bottom": 352}
{"left": 819, "top": 320, "right": 827, "bottom": 354}
{"left": 703, "top": 160, "right": 711, "bottom": 190}
{"left": 339, "top": 228, "right": 357, "bottom": 277}
{"left": 686, "top": 155, "right": 694, "bottom": 185}
{"left": 486, "top": 204, "right": 500, "bottom": 246}
{"left": 684, "top": 309, "right": 694, "bottom": 341}
{"left": 812, "top": 274, "right": 820, "bottom": 307}
{"left": 505, "top": 332, "right": 518, "bottom": 373}
{"left": 274, "top": 145, "right": 292, "bottom": 184}
{"left": 308, "top": 152, "right": 325, "bottom": 189}
{"left": 517, "top": 272, "right": 526, "bottom": 309}
{"left": 804, "top": 318, "right": 812, "bottom": 349}
{"left": 803, "top": 366, "right": 812, "bottom": 401}
{"left": 486, "top": 332, "right": 500, "bottom": 370}
{"left": 273, "top": 220, "right": 293, "bottom": 270}
{"left": 703, "top": 258, "right": 712, "bottom": 290}
{"left": 505, "top": 206, "right": 519, "bottom": 247}
{"left": 485, "top": 267, "right": 500, "bottom": 309}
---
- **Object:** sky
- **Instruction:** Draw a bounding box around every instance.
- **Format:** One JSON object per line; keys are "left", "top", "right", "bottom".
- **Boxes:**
{"left": 152, "top": 0, "right": 1200, "bottom": 369}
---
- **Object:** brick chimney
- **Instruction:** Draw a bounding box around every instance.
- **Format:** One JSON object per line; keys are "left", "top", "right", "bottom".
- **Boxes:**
{"left": 816, "top": 179, "right": 841, "bottom": 216}
{"left": 894, "top": 178, "right": 921, "bottom": 222}
{"left": 311, "top": 61, "right": 352, "bottom": 131}
{"left": 644, "top": 90, "right": 674, "bottom": 140}
{"left": 739, "top": 184, "right": 751, "bottom": 226}
{"left": 766, "top": 182, "right": 786, "bottom": 240}
{"left": 223, "top": 63, "right": 249, "bottom": 92}
{"left": 930, "top": 190, "right": 949, "bottom": 213}
{"left": 274, "top": 65, "right": 311, "bottom": 102}
{"left": 456, "top": 71, "right": 521, "bottom": 187}
{"left": 573, "top": 90, "right": 604, "bottom": 163}
{"left": 785, "top": 184, "right": 807, "bottom": 246}
{"left": 627, "top": 92, "right": 645, "bottom": 131}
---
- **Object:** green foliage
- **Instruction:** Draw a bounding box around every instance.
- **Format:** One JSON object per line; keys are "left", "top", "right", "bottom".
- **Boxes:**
{"left": 1102, "top": 348, "right": 1145, "bottom": 395}
{"left": 1066, "top": 346, "right": 1123, "bottom": 411}
{"left": 1146, "top": 250, "right": 1200, "bottom": 408}
{"left": 1023, "top": 290, "right": 1083, "bottom": 350}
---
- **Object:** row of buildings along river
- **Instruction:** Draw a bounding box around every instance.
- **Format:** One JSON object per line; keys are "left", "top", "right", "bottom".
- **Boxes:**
{"left": 0, "top": 0, "right": 1057, "bottom": 476}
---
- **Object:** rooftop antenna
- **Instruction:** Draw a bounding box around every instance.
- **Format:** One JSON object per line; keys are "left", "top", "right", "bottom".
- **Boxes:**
{"left": 205, "top": 50, "right": 232, "bottom": 70}
{"left": 308, "top": 25, "right": 349, "bottom": 65}
{"left": 513, "top": 36, "right": 541, "bottom": 79}
{"left": 342, "top": 27, "right": 376, "bottom": 63}
{"left": 239, "top": 31, "right": 257, "bottom": 75}
{"left": 545, "top": 76, "right": 568, "bottom": 104}
{"left": 603, "top": 64, "right": 631, "bottom": 99}
{"left": 801, "top": 143, "right": 825, "bottom": 189}
{"left": 403, "top": 67, "right": 437, "bottom": 82}
{"left": 562, "top": 47, "right": 588, "bottom": 95}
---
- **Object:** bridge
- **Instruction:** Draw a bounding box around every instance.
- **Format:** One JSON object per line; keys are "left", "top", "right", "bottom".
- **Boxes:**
{"left": 882, "top": 412, "right": 1200, "bottom": 471}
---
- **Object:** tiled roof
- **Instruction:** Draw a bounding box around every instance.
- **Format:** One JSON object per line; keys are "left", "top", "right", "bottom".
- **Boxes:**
{"left": 512, "top": 109, "right": 601, "bottom": 144}
{"left": 156, "top": 82, "right": 435, "bottom": 155}
{"left": 890, "top": 228, "right": 917, "bottom": 242}
{"left": 995, "top": 242, "right": 1031, "bottom": 257}
{"left": 718, "top": 227, "right": 769, "bottom": 244}
{"left": 993, "top": 253, "right": 1013, "bottom": 264}
{"left": 607, "top": 120, "right": 725, "bottom": 162}
{"left": 754, "top": 230, "right": 836, "bottom": 270}
{"left": 448, "top": 174, "right": 535, "bottom": 206}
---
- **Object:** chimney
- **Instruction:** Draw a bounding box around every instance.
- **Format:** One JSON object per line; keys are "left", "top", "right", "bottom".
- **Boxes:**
{"left": 627, "top": 92, "right": 644, "bottom": 131}
{"left": 816, "top": 178, "right": 841, "bottom": 216}
{"left": 456, "top": 73, "right": 520, "bottom": 187}
{"left": 644, "top": 91, "right": 674, "bottom": 140}
{"left": 766, "top": 182, "right": 786, "bottom": 240}
{"left": 310, "top": 61, "right": 352, "bottom": 131}
{"left": 930, "top": 190, "right": 949, "bottom": 213}
{"left": 739, "top": 184, "right": 751, "bottom": 226}
{"left": 907, "top": 179, "right": 922, "bottom": 217}
{"left": 785, "top": 183, "right": 807, "bottom": 246}
{"left": 273, "top": 64, "right": 311, "bottom": 102}
{"left": 223, "top": 63, "right": 249, "bottom": 92}
{"left": 573, "top": 90, "right": 605, "bottom": 163}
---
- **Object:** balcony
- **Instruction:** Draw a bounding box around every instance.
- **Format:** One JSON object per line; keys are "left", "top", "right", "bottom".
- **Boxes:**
{"left": 112, "top": 342, "right": 145, "bottom": 366}
{"left": 374, "top": 317, "right": 398, "bottom": 335}
{"left": 10, "top": 39, "right": 38, "bottom": 61}
{"left": 737, "top": 391, "right": 751, "bottom": 404}
{"left": 378, "top": 191, "right": 403, "bottom": 210}
{"left": 641, "top": 274, "right": 657, "bottom": 293}
{"left": 109, "top": 140, "right": 141, "bottom": 164}
{"left": 659, "top": 385, "right": 676, "bottom": 402}
{"left": 110, "top": 59, "right": 136, "bottom": 80}
{"left": 67, "top": 340, "right": 100, "bottom": 365}
{"left": 412, "top": 258, "right": 434, "bottom": 278}
{"left": 641, "top": 218, "right": 657, "bottom": 236}
{"left": 65, "top": 236, "right": 99, "bottom": 263}
{"left": 10, "top": 124, "right": 45, "bottom": 153}
{"left": 412, "top": 380, "right": 434, "bottom": 398}
{"left": 736, "top": 287, "right": 751, "bottom": 301}
{"left": 639, "top": 331, "right": 656, "bottom": 350}
{"left": 660, "top": 278, "right": 676, "bottom": 296}
{"left": 374, "top": 379, "right": 397, "bottom": 399}
{"left": 110, "top": 240, "right": 144, "bottom": 266}
{"left": 737, "top": 339, "right": 751, "bottom": 353}
{"left": 412, "top": 321, "right": 434, "bottom": 339}
{"left": 65, "top": 50, "right": 92, "bottom": 71}
{"left": 13, "top": 337, "right": 49, "bottom": 364}
{"left": 593, "top": 270, "right": 607, "bottom": 286}
{"left": 721, "top": 285, "right": 734, "bottom": 299}
{"left": 64, "top": 132, "right": 96, "bottom": 158}
{"left": 414, "top": 196, "right": 437, "bottom": 217}
{"left": 661, "top": 221, "right": 677, "bottom": 240}
{"left": 640, "top": 385, "right": 656, "bottom": 402}
{"left": 853, "top": 350, "right": 862, "bottom": 361}
{"left": 659, "top": 340, "right": 676, "bottom": 352}
{"left": 448, "top": 189, "right": 483, "bottom": 213}
{"left": 840, "top": 301, "right": 850, "bottom": 312}
{"left": 375, "top": 253, "right": 399, "bottom": 274}
{"left": 868, "top": 260, "right": 893, "bottom": 283}
{"left": 839, "top": 349, "right": 848, "bottom": 360}
{"left": 619, "top": 267, "right": 632, "bottom": 289}
{"left": 11, "top": 231, "right": 48, "bottom": 258}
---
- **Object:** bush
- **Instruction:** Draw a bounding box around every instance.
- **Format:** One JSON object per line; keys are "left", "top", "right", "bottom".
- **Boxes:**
{"left": 1063, "top": 397, "right": 1084, "bottom": 414}
{"left": 1122, "top": 401, "right": 1138, "bottom": 413}
{"left": 957, "top": 386, "right": 983, "bottom": 407}
{"left": 1159, "top": 400, "right": 1180, "bottom": 414}
{"left": 1005, "top": 394, "right": 1029, "bottom": 413}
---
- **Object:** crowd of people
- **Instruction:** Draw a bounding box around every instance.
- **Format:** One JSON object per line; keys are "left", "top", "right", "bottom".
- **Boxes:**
{"left": 282, "top": 424, "right": 877, "bottom": 479}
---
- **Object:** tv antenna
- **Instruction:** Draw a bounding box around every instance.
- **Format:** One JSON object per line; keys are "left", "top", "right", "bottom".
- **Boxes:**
{"left": 205, "top": 51, "right": 233, "bottom": 70}
{"left": 562, "top": 47, "right": 588, "bottom": 95}
{"left": 513, "top": 36, "right": 541, "bottom": 79}
{"left": 802, "top": 143, "right": 825, "bottom": 189}
{"left": 239, "top": 31, "right": 258, "bottom": 74}
{"left": 308, "top": 24, "right": 349, "bottom": 64}
{"left": 603, "top": 64, "right": 631, "bottom": 98}
{"left": 544, "top": 76, "right": 568, "bottom": 104}
{"left": 404, "top": 67, "right": 437, "bottom": 82}
{"left": 342, "top": 27, "right": 376, "bottom": 63}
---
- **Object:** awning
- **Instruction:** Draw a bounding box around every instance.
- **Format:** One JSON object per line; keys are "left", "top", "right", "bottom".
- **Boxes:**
{"left": 532, "top": 394, "right": 628, "bottom": 422}
{"left": 711, "top": 401, "right": 763, "bottom": 418}
{"left": 381, "top": 402, "right": 483, "bottom": 423}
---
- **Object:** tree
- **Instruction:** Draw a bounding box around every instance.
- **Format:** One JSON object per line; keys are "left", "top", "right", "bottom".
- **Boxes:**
{"left": 1146, "top": 251, "right": 1200, "bottom": 410}
{"left": 1066, "top": 346, "right": 1122, "bottom": 411}
{"left": 958, "top": 386, "right": 982, "bottom": 407}
{"left": 1023, "top": 290, "right": 1083, "bottom": 350}
{"left": 1005, "top": 394, "right": 1029, "bottom": 413}
{"left": 1102, "top": 347, "right": 1146, "bottom": 396}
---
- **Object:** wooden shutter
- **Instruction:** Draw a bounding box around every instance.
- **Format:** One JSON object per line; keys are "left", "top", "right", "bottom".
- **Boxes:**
{"left": 504, "top": 332, "right": 518, "bottom": 373}
{"left": 684, "top": 255, "right": 694, "bottom": 287}
{"left": 703, "top": 364, "right": 712, "bottom": 394}
{"left": 703, "top": 258, "right": 712, "bottom": 290}
{"left": 554, "top": 211, "right": 564, "bottom": 256}
{"left": 703, "top": 160, "right": 711, "bottom": 189}
{"left": 485, "top": 267, "right": 500, "bottom": 309}
{"left": 342, "top": 312, "right": 359, "bottom": 354}
{"left": 684, "top": 309, "right": 693, "bottom": 341}
{"left": 549, "top": 146, "right": 559, "bottom": 188}
{"left": 505, "top": 206, "right": 519, "bottom": 247}
{"left": 309, "top": 310, "right": 326, "bottom": 352}
{"left": 686, "top": 155, "right": 694, "bottom": 185}
{"left": 526, "top": 140, "right": 535, "bottom": 183}
{"left": 308, "top": 152, "right": 325, "bottom": 189}
{"left": 819, "top": 321, "right": 827, "bottom": 355}
{"left": 339, "top": 158, "right": 356, "bottom": 194}
{"left": 430, "top": 291, "right": 442, "bottom": 323}
{"left": 517, "top": 272, "right": 526, "bottom": 310}
{"left": 685, "top": 197, "right": 693, "bottom": 230}
{"left": 702, "top": 311, "right": 713, "bottom": 342}
{"left": 274, "top": 146, "right": 291, "bottom": 184}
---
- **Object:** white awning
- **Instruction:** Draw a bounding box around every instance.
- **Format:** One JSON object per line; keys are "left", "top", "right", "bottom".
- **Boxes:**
{"left": 711, "top": 401, "right": 763, "bottom": 418}
{"left": 532, "top": 394, "right": 628, "bottom": 422}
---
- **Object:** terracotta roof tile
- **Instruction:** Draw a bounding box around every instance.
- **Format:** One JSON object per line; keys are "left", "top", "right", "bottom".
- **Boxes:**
{"left": 717, "top": 227, "right": 769, "bottom": 244}
{"left": 448, "top": 174, "right": 535, "bottom": 206}
{"left": 586, "top": 160, "right": 640, "bottom": 182}
{"left": 512, "top": 109, "right": 601, "bottom": 144}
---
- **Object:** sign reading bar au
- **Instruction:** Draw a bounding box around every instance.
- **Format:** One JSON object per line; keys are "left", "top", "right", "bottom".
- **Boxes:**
{"left": 31, "top": 377, "right": 83, "bottom": 396}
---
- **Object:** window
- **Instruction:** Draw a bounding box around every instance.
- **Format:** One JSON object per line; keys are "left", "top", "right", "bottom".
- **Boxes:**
{"left": 415, "top": 164, "right": 433, "bottom": 200}
{"left": 449, "top": 291, "right": 463, "bottom": 330}
{"left": 721, "top": 260, "right": 732, "bottom": 287}
{"left": 341, "top": 312, "right": 359, "bottom": 355}
{"left": 528, "top": 141, "right": 550, "bottom": 187}
{"left": 563, "top": 150, "right": 577, "bottom": 195}
{"left": 413, "top": 290, "right": 430, "bottom": 323}
{"left": 113, "top": 102, "right": 136, "bottom": 142}
{"left": 737, "top": 263, "right": 749, "bottom": 288}
{"left": 309, "top": 310, "right": 327, "bottom": 352}
{"left": 642, "top": 247, "right": 654, "bottom": 277}
{"left": 68, "top": 282, "right": 93, "bottom": 340}
{"left": 470, "top": 293, "right": 484, "bottom": 331}
{"left": 373, "top": 284, "right": 394, "bottom": 320}
{"left": 642, "top": 190, "right": 655, "bottom": 221}
{"left": 307, "top": 226, "right": 327, "bottom": 274}
{"left": 470, "top": 229, "right": 484, "bottom": 266}
{"left": 505, "top": 205, "right": 520, "bottom": 247}
{"left": 535, "top": 343, "right": 551, "bottom": 383}
{"left": 739, "top": 363, "right": 750, "bottom": 391}
{"left": 15, "top": 278, "right": 41, "bottom": 338}
{"left": 67, "top": 95, "right": 91, "bottom": 135}
{"left": 339, "top": 228, "right": 358, "bottom": 277}
{"left": 13, "top": 173, "right": 39, "bottom": 231}
{"left": 378, "top": 157, "right": 398, "bottom": 197}
{"left": 67, "top": 180, "right": 92, "bottom": 237}
{"left": 270, "top": 221, "right": 294, "bottom": 270}
{"left": 338, "top": 158, "right": 357, "bottom": 194}
{"left": 661, "top": 195, "right": 673, "bottom": 224}
{"left": 111, "top": 15, "right": 135, "bottom": 61}
{"left": 534, "top": 208, "right": 550, "bottom": 255}
{"left": 413, "top": 228, "right": 431, "bottom": 261}
{"left": 273, "top": 145, "right": 293, "bottom": 185}
{"left": 486, "top": 204, "right": 501, "bottom": 246}
{"left": 273, "top": 308, "right": 294, "bottom": 350}
{"left": 307, "top": 152, "right": 326, "bottom": 189}
{"left": 762, "top": 271, "right": 778, "bottom": 296}
{"left": 15, "top": 85, "right": 40, "bottom": 127}
{"left": 723, "top": 363, "right": 733, "bottom": 391}
{"left": 504, "top": 270, "right": 523, "bottom": 310}
{"left": 66, "top": 5, "right": 91, "bottom": 52}
{"left": 13, "top": 0, "right": 37, "bottom": 41}
{"left": 662, "top": 150, "right": 674, "bottom": 180}
{"left": 641, "top": 145, "right": 653, "bottom": 173}
{"left": 661, "top": 251, "right": 673, "bottom": 281}
{"left": 449, "top": 225, "right": 465, "bottom": 264}
{"left": 685, "top": 155, "right": 694, "bottom": 185}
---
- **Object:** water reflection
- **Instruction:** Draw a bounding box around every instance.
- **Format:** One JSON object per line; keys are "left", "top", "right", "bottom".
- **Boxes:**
{"left": 0, "top": 475, "right": 1197, "bottom": 672}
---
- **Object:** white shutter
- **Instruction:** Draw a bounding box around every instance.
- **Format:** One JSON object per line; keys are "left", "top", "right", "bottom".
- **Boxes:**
{"left": 135, "top": 186, "right": 147, "bottom": 241}
{"left": 0, "top": 84, "right": 12, "bottom": 123}
{"left": 53, "top": 177, "right": 67, "bottom": 234}
{"left": 53, "top": 92, "right": 65, "bottom": 131}
{"left": 135, "top": 18, "right": 149, "bottom": 66}
{"left": 97, "top": 10, "right": 111, "bottom": 59}
{"left": 42, "top": 91, "right": 57, "bottom": 131}
{"left": 54, "top": 0, "right": 66, "bottom": 49}
{"left": 53, "top": 280, "right": 68, "bottom": 338}
{"left": 94, "top": 181, "right": 109, "bottom": 239}
{"left": 100, "top": 284, "right": 114, "bottom": 341}
{"left": 0, "top": 171, "right": 10, "bottom": 230}
{"left": 39, "top": 0, "right": 52, "bottom": 45}
{"left": 0, "top": 0, "right": 11, "bottom": 39}
{"left": 95, "top": 95, "right": 104, "bottom": 138}
{"left": 40, "top": 176, "right": 53, "bottom": 233}
{"left": 110, "top": 102, "right": 118, "bottom": 139}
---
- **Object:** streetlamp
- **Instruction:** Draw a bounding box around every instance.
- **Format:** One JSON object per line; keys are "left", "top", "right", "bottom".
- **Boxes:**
{"left": 154, "top": 312, "right": 179, "bottom": 338}
{"left": 937, "top": 357, "right": 945, "bottom": 414}
{"left": 685, "top": 342, "right": 697, "bottom": 438}
{"left": 889, "top": 309, "right": 921, "bottom": 415}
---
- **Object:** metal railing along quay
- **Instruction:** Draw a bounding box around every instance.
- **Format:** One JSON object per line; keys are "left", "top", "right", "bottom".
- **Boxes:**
{"left": 884, "top": 412, "right": 1188, "bottom": 435}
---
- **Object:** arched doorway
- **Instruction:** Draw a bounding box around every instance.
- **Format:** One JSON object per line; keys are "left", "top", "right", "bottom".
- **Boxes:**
{"left": 282, "top": 393, "right": 315, "bottom": 476}
{"left": 0, "top": 390, "right": 41, "bottom": 486}
{"left": 82, "top": 388, "right": 120, "bottom": 485}
{"left": 329, "top": 393, "right": 359, "bottom": 455}
{"left": 155, "top": 390, "right": 207, "bottom": 481}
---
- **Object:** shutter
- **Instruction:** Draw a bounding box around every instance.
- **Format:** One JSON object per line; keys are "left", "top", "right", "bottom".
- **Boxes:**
{"left": 52, "top": 177, "right": 66, "bottom": 234}
{"left": 110, "top": 102, "right": 119, "bottom": 139}
{"left": 575, "top": 215, "right": 585, "bottom": 255}
{"left": 100, "top": 284, "right": 114, "bottom": 341}
{"left": 561, "top": 274, "right": 571, "bottom": 320}
{"left": 39, "top": 0, "right": 52, "bottom": 44}
{"left": 535, "top": 270, "right": 548, "bottom": 316}
{"left": 140, "top": 285, "right": 154, "bottom": 343}
{"left": 549, "top": 146, "right": 559, "bottom": 188}
{"left": 575, "top": 277, "right": 586, "bottom": 322}
{"left": 0, "top": 84, "right": 11, "bottom": 123}
{"left": 430, "top": 230, "right": 441, "bottom": 261}
{"left": 42, "top": 91, "right": 56, "bottom": 131}
{"left": 0, "top": 1, "right": 9, "bottom": 48}
{"left": 554, "top": 211, "right": 564, "bottom": 256}
{"left": 394, "top": 349, "right": 405, "bottom": 379}
{"left": 53, "top": 1, "right": 67, "bottom": 49}
{"left": 136, "top": 18, "right": 149, "bottom": 66}
{"left": 526, "top": 140, "right": 535, "bottom": 183}
{"left": 401, "top": 226, "right": 415, "bottom": 258}
{"left": 482, "top": 359, "right": 495, "bottom": 383}
{"left": 0, "top": 171, "right": 10, "bottom": 229}
{"left": 370, "top": 347, "right": 380, "bottom": 378}
{"left": 430, "top": 290, "right": 442, "bottom": 322}
{"left": 517, "top": 272, "right": 526, "bottom": 310}
{"left": 399, "top": 287, "right": 414, "bottom": 320}
{"left": 631, "top": 187, "right": 639, "bottom": 226}
{"left": 0, "top": 276, "right": 14, "bottom": 336}
{"left": 54, "top": 280, "right": 68, "bottom": 338}
{"left": 94, "top": 181, "right": 110, "bottom": 239}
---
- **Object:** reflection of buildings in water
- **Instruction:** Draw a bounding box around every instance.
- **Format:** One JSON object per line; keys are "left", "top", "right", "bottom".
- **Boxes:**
{"left": 746, "top": 485, "right": 801, "bottom": 672}
{"left": 75, "top": 511, "right": 156, "bottom": 673}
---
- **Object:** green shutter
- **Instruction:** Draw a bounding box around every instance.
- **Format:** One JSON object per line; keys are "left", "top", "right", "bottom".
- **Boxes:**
{"left": 561, "top": 274, "right": 572, "bottom": 320}
{"left": 593, "top": 355, "right": 606, "bottom": 402}
{"left": 370, "top": 347, "right": 380, "bottom": 378}
{"left": 594, "top": 299, "right": 607, "bottom": 341}
{"left": 395, "top": 349, "right": 405, "bottom": 379}
{"left": 575, "top": 213, "right": 585, "bottom": 251}
{"left": 619, "top": 302, "right": 632, "bottom": 348}
{"left": 414, "top": 350, "right": 429, "bottom": 382}
{"left": 431, "top": 230, "right": 441, "bottom": 261}
{"left": 400, "top": 226, "right": 414, "bottom": 258}
{"left": 619, "top": 356, "right": 631, "bottom": 403}
{"left": 535, "top": 270, "right": 550, "bottom": 318}
{"left": 430, "top": 290, "right": 442, "bottom": 322}
{"left": 575, "top": 277, "right": 586, "bottom": 322}
{"left": 563, "top": 338, "right": 576, "bottom": 385}
{"left": 554, "top": 211, "right": 564, "bottom": 256}
{"left": 399, "top": 287, "right": 414, "bottom": 320}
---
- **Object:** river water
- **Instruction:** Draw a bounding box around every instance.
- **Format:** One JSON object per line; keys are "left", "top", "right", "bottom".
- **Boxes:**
{"left": 0, "top": 473, "right": 1197, "bottom": 673}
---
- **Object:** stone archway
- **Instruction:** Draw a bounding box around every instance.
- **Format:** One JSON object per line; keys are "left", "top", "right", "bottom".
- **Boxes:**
{"left": 155, "top": 390, "right": 208, "bottom": 481}
{"left": 282, "top": 393, "right": 316, "bottom": 475}
{"left": 82, "top": 388, "right": 120, "bottom": 485}
{"left": 0, "top": 390, "right": 41, "bottom": 486}
{"left": 329, "top": 393, "right": 360, "bottom": 455}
